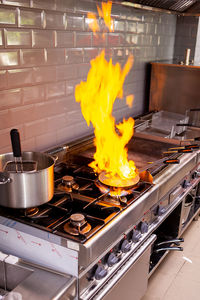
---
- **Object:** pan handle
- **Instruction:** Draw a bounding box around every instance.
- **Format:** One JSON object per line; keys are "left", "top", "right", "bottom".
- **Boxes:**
{"left": 10, "top": 129, "right": 22, "bottom": 158}
{"left": 190, "top": 108, "right": 200, "bottom": 112}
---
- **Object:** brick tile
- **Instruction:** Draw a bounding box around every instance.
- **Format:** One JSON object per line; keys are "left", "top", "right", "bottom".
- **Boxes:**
{"left": 24, "top": 119, "right": 47, "bottom": 139}
{"left": 65, "top": 95, "right": 81, "bottom": 111}
{"left": 0, "top": 88, "right": 21, "bottom": 110}
{"left": 66, "top": 48, "right": 83, "bottom": 64}
{"left": 77, "top": 63, "right": 90, "bottom": 79}
{"left": 45, "top": 11, "right": 66, "bottom": 29}
{"left": 56, "top": 122, "right": 89, "bottom": 145}
{"left": 33, "top": 66, "right": 56, "bottom": 83}
{"left": 137, "top": 23, "right": 146, "bottom": 34}
{"left": 56, "top": 64, "right": 77, "bottom": 80}
{"left": 92, "top": 33, "right": 106, "bottom": 47}
{"left": 107, "top": 33, "right": 119, "bottom": 47}
{"left": 0, "top": 70, "right": 7, "bottom": 90}
{"left": 46, "top": 48, "right": 65, "bottom": 65}
{"left": 0, "top": 125, "right": 24, "bottom": 150}
{"left": 55, "top": 0, "right": 75, "bottom": 12}
{"left": 84, "top": 48, "right": 99, "bottom": 63}
{"left": 35, "top": 131, "right": 57, "bottom": 151}
{"left": 103, "top": 48, "right": 113, "bottom": 60}
{"left": 76, "top": 32, "right": 92, "bottom": 47}
{"left": 85, "top": 16, "right": 100, "bottom": 32}
{"left": 146, "top": 23, "right": 156, "bottom": 35}
{"left": 128, "top": 13, "right": 144, "bottom": 22}
{"left": 0, "top": 7, "right": 16, "bottom": 26}
{"left": 33, "top": 30, "right": 54, "bottom": 48}
{"left": 66, "top": 79, "right": 80, "bottom": 96}
{"left": 114, "top": 20, "right": 125, "bottom": 32}
{"left": 32, "top": 0, "right": 56, "bottom": 10}
{"left": 46, "top": 81, "right": 65, "bottom": 99}
{"left": 0, "top": 30, "right": 3, "bottom": 46}
{"left": 75, "top": 1, "right": 97, "bottom": 14}
{"left": 0, "top": 128, "right": 12, "bottom": 149}
{"left": 0, "top": 109, "right": 9, "bottom": 130}
{"left": 7, "top": 68, "right": 33, "bottom": 88}
{"left": 0, "top": 50, "right": 18, "bottom": 67}
{"left": 112, "top": 48, "right": 124, "bottom": 60}
{"left": 19, "top": 9, "right": 42, "bottom": 28}
{"left": 21, "top": 137, "right": 36, "bottom": 152}
{"left": 34, "top": 101, "right": 57, "bottom": 119}
{"left": 23, "top": 85, "right": 45, "bottom": 104}
{"left": 66, "top": 110, "right": 85, "bottom": 125}
{"left": 126, "top": 34, "right": 138, "bottom": 45}
{"left": 127, "top": 21, "right": 137, "bottom": 33}
{"left": 55, "top": 96, "right": 69, "bottom": 111}
{"left": 56, "top": 31, "right": 74, "bottom": 47}
{"left": 21, "top": 49, "right": 45, "bottom": 67}
{"left": 5, "top": 29, "right": 32, "bottom": 47}
{"left": 2, "top": 0, "right": 30, "bottom": 6}
{"left": 66, "top": 14, "right": 84, "bottom": 31}
{"left": 47, "top": 113, "right": 67, "bottom": 131}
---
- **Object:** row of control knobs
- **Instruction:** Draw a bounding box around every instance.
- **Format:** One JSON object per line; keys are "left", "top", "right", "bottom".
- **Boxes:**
{"left": 94, "top": 222, "right": 149, "bottom": 280}
{"left": 93, "top": 203, "right": 169, "bottom": 280}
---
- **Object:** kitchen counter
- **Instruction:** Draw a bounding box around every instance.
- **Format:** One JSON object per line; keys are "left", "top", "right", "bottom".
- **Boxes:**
{"left": 0, "top": 252, "right": 77, "bottom": 300}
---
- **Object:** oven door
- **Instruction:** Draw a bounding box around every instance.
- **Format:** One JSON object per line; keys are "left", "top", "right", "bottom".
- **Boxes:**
{"left": 92, "top": 234, "right": 156, "bottom": 300}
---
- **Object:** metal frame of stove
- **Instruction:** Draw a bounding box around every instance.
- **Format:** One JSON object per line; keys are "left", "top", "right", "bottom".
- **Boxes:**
{"left": 0, "top": 131, "right": 200, "bottom": 299}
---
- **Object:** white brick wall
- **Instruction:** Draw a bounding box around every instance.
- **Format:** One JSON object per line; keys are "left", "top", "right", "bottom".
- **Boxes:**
{"left": 0, "top": 0, "right": 177, "bottom": 153}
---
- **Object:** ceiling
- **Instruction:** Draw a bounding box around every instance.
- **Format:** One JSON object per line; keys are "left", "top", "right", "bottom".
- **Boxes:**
{"left": 121, "top": 0, "right": 200, "bottom": 14}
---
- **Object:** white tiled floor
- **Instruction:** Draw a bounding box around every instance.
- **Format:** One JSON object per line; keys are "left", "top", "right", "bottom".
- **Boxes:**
{"left": 142, "top": 217, "right": 200, "bottom": 300}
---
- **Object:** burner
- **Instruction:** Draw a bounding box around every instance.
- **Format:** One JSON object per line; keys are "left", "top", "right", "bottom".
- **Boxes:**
{"left": 58, "top": 175, "right": 79, "bottom": 192}
{"left": 104, "top": 195, "right": 127, "bottom": 206}
{"left": 24, "top": 207, "right": 39, "bottom": 217}
{"left": 64, "top": 213, "right": 92, "bottom": 236}
{"left": 96, "top": 180, "right": 135, "bottom": 197}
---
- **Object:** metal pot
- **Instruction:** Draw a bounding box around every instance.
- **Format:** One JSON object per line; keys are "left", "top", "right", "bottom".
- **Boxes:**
{"left": 0, "top": 151, "right": 56, "bottom": 208}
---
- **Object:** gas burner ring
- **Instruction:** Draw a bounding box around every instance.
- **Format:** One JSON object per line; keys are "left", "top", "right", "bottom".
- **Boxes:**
{"left": 70, "top": 213, "right": 86, "bottom": 227}
{"left": 24, "top": 207, "right": 39, "bottom": 217}
{"left": 62, "top": 175, "right": 75, "bottom": 186}
{"left": 61, "top": 175, "right": 79, "bottom": 192}
{"left": 64, "top": 213, "right": 92, "bottom": 236}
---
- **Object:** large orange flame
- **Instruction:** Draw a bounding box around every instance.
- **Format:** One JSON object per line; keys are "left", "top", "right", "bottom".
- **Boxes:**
{"left": 75, "top": 1, "right": 137, "bottom": 182}
{"left": 75, "top": 51, "right": 137, "bottom": 180}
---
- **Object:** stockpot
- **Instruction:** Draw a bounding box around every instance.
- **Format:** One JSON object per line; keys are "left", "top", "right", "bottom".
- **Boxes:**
{"left": 0, "top": 151, "right": 56, "bottom": 208}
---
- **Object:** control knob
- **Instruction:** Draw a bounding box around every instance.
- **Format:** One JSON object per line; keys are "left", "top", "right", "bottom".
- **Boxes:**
{"left": 107, "top": 253, "right": 118, "bottom": 267}
{"left": 132, "top": 229, "right": 142, "bottom": 243}
{"left": 140, "top": 221, "right": 148, "bottom": 234}
{"left": 182, "top": 179, "right": 190, "bottom": 189}
{"left": 94, "top": 265, "right": 108, "bottom": 280}
{"left": 121, "top": 239, "right": 131, "bottom": 253}
{"left": 157, "top": 205, "right": 166, "bottom": 216}
{"left": 192, "top": 170, "right": 200, "bottom": 179}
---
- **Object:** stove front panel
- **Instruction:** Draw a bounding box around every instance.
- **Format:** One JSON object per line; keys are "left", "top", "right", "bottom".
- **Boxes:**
{"left": 0, "top": 218, "right": 78, "bottom": 277}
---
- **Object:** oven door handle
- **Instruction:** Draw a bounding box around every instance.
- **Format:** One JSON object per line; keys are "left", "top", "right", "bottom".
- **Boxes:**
{"left": 90, "top": 234, "right": 156, "bottom": 300}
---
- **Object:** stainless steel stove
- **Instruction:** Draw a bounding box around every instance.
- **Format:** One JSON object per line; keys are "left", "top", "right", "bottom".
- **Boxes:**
{"left": 0, "top": 122, "right": 200, "bottom": 300}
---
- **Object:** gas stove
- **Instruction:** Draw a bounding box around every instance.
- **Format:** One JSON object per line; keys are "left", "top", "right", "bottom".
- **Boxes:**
{"left": 0, "top": 132, "right": 200, "bottom": 300}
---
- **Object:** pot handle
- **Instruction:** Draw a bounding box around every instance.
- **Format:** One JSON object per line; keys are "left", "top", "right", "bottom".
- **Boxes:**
{"left": 10, "top": 129, "right": 22, "bottom": 158}
{"left": 0, "top": 172, "right": 11, "bottom": 184}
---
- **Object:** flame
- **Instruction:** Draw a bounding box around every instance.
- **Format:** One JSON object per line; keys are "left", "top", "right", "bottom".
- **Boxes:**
{"left": 75, "top": 51, "right": 137, "bottom": 180}
{"left": 75, "top": 1, "right": 137, "bottom": 183}
{"left": 87, "top": 12, "right": 100, "bottom": 33}
{"left": 97, "top": 1, "right": 114, "bottom": 32}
